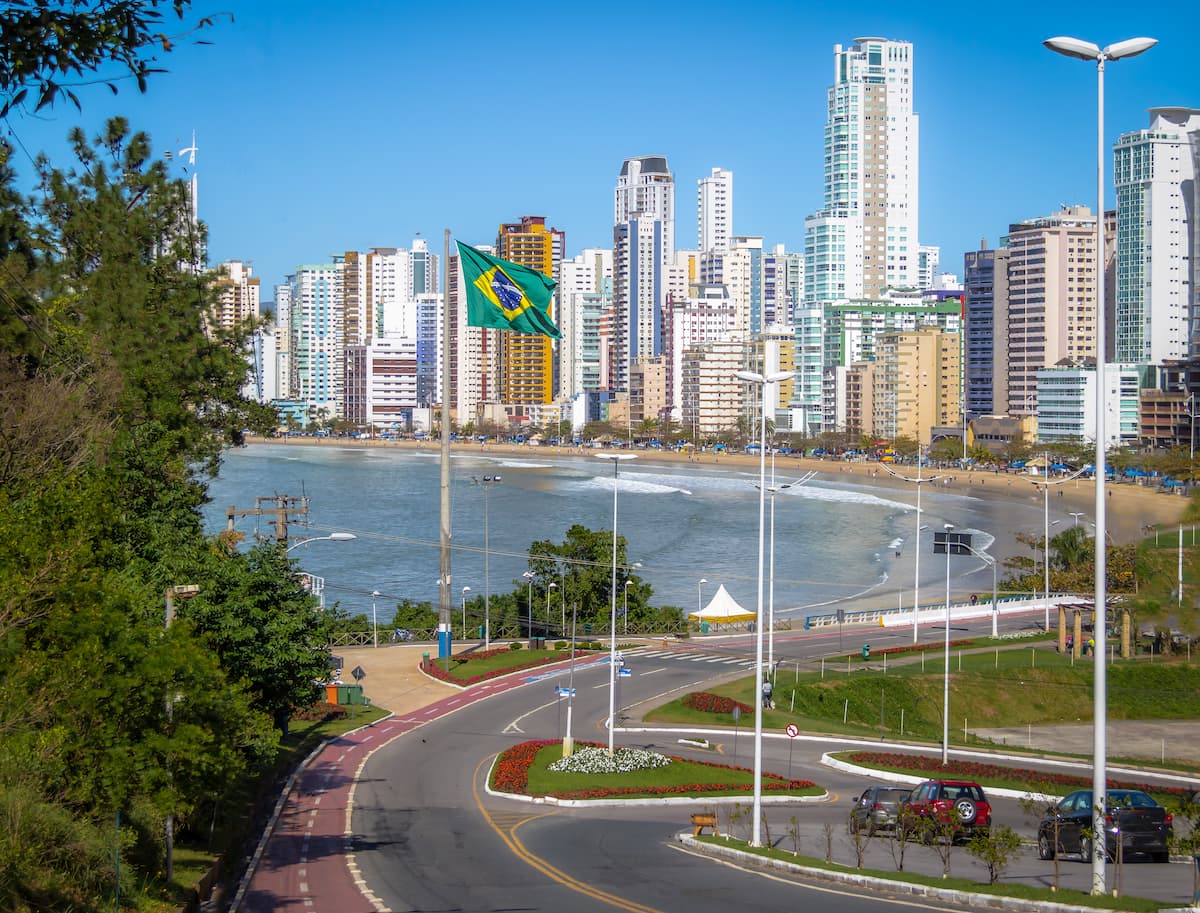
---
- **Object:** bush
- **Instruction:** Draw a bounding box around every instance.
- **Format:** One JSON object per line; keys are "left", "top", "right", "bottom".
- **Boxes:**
{"left": 682, "top": 692, "right": 754, "bottom": 715}
{"left": 291, "top": 701, "right": 348, "bottom": 722}
{"left": 509, "top": 641, "right": 523, "bottom": 651}
{"left": 554, "top": 641, "right": 568, "bottom": 650}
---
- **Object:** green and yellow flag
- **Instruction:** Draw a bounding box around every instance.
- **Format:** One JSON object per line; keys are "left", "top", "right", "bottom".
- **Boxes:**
{"left": 457, "top": 241, "right": 561, "bottom": 339}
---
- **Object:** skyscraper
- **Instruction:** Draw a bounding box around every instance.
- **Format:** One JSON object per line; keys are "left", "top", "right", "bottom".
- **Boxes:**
{"left": 495, "top": 216, "right": 563, "bottom": 406}
{"left": 1114, "top": 107, "right": 1200, "bottom": 365}
{"left": 804, "top": 37, "right": 919, "bottom": 303}
{"left": 613, "top": 155, "right": 674, "bottom": 392}
{"left": 697, "top": 167, "right": 733, "bottom": 252}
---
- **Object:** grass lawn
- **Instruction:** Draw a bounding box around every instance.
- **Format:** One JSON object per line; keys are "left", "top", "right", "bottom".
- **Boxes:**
{"left": 646, "top": 650, "right": 1199, "bottom": 753}
{"left": 697, "top": 838, "right": 1170, "bottom": 912}
{"left": 495, "top": 741, "right": 824, "bottom": 800}
{"left": 432, "top": 646, "right": 600, "bottom": 683}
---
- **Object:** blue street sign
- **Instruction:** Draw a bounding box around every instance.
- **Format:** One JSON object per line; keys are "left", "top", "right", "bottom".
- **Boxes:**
{"left": 556, "top": 687, "right": 577, "bottom": 697}
{"left": 618, "top": 668, "right": 632, "bottom": 677}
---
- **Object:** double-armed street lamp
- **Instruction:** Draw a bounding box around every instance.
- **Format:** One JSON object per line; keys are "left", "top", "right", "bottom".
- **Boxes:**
{"left": 523, "top": 570, "right": 535, "bottom": 639}
{"left": 461, "top": 586, "right": 471, "bottom": 639}
{"left": 595, "top": 451, "right": 637, "bottom": 756}
{"left": 1042, "top": 33, "right": 1156, "bottom": 895}
{"left": 734, "top": 367, "right": 791, "bottom": 847}
{"left": 474, "top": 475, "right": 503, "bottom": 648}
{"left": 697, "top": 578, "right": 707, "bottom": 618}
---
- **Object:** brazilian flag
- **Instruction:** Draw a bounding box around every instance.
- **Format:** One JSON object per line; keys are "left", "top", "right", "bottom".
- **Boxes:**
{"left": 457, "top": 241, "right": 561, "bottom": 339}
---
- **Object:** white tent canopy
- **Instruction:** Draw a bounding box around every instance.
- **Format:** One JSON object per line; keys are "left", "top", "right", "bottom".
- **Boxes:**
{"left": 688, "top": 584, "right": 756, "bottom": 623}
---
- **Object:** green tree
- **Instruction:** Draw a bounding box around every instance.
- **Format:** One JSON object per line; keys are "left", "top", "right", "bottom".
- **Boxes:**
{"left": 0, "top": 0, "right": 222, "bottom": 117}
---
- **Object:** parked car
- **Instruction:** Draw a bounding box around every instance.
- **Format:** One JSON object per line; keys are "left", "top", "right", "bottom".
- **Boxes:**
{"left": 850, "top": 785, "right": 912, "bottom": 834}
{"left": 1037, "top": 789, "right": 1172, "bottom": 863}
{"left": 901, "top": 779, "right": 992, "bottom": 842}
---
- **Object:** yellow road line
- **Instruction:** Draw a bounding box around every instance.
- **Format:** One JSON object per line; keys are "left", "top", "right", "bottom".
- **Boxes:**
{"left": 473, "top": 755, "right": 667, "bottom": 913}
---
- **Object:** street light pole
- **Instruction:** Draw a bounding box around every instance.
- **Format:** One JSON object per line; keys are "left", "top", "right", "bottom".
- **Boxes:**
{"left": 735, "top": 367, "right": 790, "bottom": 847}
{"left": 461, "top": 586, "right": 471, "bottom": 639}
{"left": 623, "top": 580, "right": 632, "bottom": 635}
{"left": 546, "top": 582, "right": 557, "bottom": 631}
{"left": 523, "top": 571, "right": 534, "bottom": 640}
{"left": 285, "top": 531, "right": 357, "bottom": 553}
{"left": 475, "top": 476, "right": 502, "bottom": 648}
{"left": 163, "top": 583, "right": 199, "bottom": 885}
{"left": 371, "top": 590, "right": 381, "bottom": 648}
{"left": 697, "top": 578, "right": 707, "bottom": 620}
{"left": 962, "top": 544, "right": 999, "bottom": 638}
{"left": 596, "top": 452, "right": 637, "bottom": 755}
{"left": 1044, "top": 33, "right": 1156, "bottom": 896}
{"left": 942, "top": 523, "right": 954, "bottom": 765}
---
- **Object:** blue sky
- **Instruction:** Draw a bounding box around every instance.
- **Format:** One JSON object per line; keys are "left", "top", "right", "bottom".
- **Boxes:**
{"left": 4, "top": 0, "right": 1193, "bottom": 299}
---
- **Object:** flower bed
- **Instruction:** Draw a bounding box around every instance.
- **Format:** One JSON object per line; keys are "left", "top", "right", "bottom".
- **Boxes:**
{"left": 548, "top": 746, "right": 671, "bottom": 774}
{"left": 492, "top": 740, "right": 816, "bottom": 800}
{"left": 291, "top": 701, "right": 348, "bottom": 722}
{"left": 682, "top": 691, "right": 754, "bottom": 715}
{"left": 422, "top": 649, "right": 589, "bottom": 685}
{"left": 843, "top": 751, "right": 1194, "bottom": 801}
{"left": 849, "top": 639, "right": 972, "bottom": 659}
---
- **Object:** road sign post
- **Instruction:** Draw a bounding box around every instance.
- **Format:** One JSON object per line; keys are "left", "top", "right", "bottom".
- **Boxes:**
{"left": 786, "top": 723, "right": 799, "bottom": 778}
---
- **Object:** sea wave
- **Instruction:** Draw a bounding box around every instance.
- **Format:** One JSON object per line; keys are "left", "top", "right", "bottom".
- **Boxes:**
{"left": 578, "top": 476, "right": 692, "bottom": 496}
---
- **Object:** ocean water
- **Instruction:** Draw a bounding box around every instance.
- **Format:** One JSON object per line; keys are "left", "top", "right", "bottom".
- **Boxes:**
{"left": 201, "top": 444, "right": 1035, "bottom": 624}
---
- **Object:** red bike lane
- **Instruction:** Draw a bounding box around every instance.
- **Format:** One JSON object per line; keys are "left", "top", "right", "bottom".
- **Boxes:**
{"left": 235, "top": 660, "right": 600, "bottom": 912}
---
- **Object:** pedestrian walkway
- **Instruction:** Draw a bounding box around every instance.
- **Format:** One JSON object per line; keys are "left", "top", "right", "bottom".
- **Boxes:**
{"left": 629, "top": 647, "right": 756, "bottom": 667}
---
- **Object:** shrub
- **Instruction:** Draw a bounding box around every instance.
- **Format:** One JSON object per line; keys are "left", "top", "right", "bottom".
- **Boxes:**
{"left": 509, "top": 641, "right": 523, "bottom": 651}
{"left": 682, "top": 692, "right": 754, "bottom": 715}
{"left": 291, "top": 701, "right": 348, "bottom": 722}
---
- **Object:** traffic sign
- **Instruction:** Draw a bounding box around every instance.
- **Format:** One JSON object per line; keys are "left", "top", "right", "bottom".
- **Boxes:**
{"left": 556, "top": 687, "right": 576, "bottom": 697}
{"left": 785, "top": 724, "right": 799, "bottom": 738}
{"left": 618, "top": 667, "right": 632, "bottom": 677}
{"left": 351, "top": 665, "right": 366, "bottom": 681}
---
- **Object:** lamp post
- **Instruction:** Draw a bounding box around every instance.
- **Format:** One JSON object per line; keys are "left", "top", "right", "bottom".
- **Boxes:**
{"left": 285, "top": 532, "right": 356, "bottom": 552}
{"left": 1044, "top": 33, "right": 1155, "bottom": 896}
{"left": 961, "top": 543, "right": 999, "bottom": 637}
{"left": 474, "top": 475, "right": 502, "bottom": 648}
{"left": 942, "top": 523, "right": 954, "bottom": 765}
{"left": 734, "top": 367, "right": 790, "bottom": 847}
{"left": 697, "top": 578, "right": 707, "bottom": 619}
{"left": 1069, "top": 512, "right": 1085, "bottom": 527}
{"left": 371, "top": 590, "right": 381, "bottom": 648}
{"left": 523, "top": 570, "right": 534, "bottom": 639}
{"left": 623, "top": 580, "right": 632, "bottom": 635}
{"left": 596, "top": 451, "right": 637, "bottom": 756}
{"left": 546, "top": 581, "right": 557, "bottom": 630}
{"left": 757, "top": 465, "right": 817, "bottom": 669}
{"left": 1030, "top": 457, "right": 1087, "bottom": 630}
{"left": 164, "top": 583, "right": 200, "bottom": 885}
{"left": 461, "top": 586, "right": 471, "bottom": 639}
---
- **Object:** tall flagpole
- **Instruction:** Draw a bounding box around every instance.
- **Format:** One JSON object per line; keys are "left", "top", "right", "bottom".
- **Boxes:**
{"left": 438, "top": 229, "right": 453, "bottom": 659}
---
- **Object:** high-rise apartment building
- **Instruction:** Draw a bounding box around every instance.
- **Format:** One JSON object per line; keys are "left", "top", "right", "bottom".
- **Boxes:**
{"left": 1002, "top": 206, "right": 1099, "bottom": 416}
{"left": 288, "top": 263, "right": 343, "bottom": 419}
{"left": 1114, "top": 107, "right": 1200, "bottom": 364}
{"left": 874, "top": 328, "right": 961, "bottom": 445}
{"left": 613, "top": 156, "right": 674, "bottom": 392}
{"left": 495, "top": 216, "right": 563, "bottom": 406}
{"left": 804, "top": 37, "right": 919, "bottom": 304}
{"left": 209, "top": 260, "right": 260, "bottom": 332}
{"left": 558, "top": 249, "right": 613, "bottom": 399}
{"left": 963, "top": 244, "right": 1010, "bottom": 417}
{"left": 698, "top": 167, "right": 733, "bottom": 252}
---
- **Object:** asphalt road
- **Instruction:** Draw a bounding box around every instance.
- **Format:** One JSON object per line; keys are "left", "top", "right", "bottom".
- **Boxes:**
{"left": 345, "top": 628, "right": 1200, "bottom": 913}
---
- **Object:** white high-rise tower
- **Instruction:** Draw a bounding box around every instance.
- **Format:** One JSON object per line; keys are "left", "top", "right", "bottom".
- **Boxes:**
{"left": 804, "top": 37, "right": 919, "bottom": 303}
{"left": 1114, "top": 107, "right": 1200, "bottom": 364}
{"left": 698, "top": 167, "right": 733, "bottom": 252}
{"left": 613, "top": 155, "right": 674, "bottom": 391}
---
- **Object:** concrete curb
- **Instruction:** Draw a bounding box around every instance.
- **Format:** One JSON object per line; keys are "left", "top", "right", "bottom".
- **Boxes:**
{"left": 819, "top": 752, "right": 1060, "bottom": 804}
{"left": 674, "top": 832, "right": 1171, "bottom": 913}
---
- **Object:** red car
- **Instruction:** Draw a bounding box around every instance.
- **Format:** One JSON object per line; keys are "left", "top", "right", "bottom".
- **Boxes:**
{"left": 901, "top": 779, "right": 992, "bottom": 842}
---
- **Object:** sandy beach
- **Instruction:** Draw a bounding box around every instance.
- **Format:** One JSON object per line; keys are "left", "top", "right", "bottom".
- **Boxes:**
{"left": 253, "top": 435, "right": 1188, "bottom": 547}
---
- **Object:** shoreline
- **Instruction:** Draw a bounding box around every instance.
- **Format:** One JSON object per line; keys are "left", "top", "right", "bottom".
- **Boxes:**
{"left": 246, "top": 435, "right": 1188, "bottom": 548}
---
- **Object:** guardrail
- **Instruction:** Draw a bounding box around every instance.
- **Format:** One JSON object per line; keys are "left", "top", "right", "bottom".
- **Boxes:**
{"left": 803, "top": 594, "right": 1083, "bottom": 631}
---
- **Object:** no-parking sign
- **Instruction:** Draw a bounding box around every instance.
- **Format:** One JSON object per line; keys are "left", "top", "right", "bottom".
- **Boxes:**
{"left": 785, "top": 724, "right": 799, "bottom": 738}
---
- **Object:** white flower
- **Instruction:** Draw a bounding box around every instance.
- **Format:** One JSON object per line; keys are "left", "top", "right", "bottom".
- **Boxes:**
{"left": 547, "top": 746, "right": 672, "bottom": 774}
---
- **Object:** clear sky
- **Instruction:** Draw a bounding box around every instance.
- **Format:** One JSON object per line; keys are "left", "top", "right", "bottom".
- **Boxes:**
{"left": 4, "top": 0, "right": 1193, "bottom": 299}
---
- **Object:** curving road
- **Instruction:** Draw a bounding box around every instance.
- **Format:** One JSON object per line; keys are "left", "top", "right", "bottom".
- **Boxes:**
{"left": 243, "top": 612, "right": 1200, "bottom": 911}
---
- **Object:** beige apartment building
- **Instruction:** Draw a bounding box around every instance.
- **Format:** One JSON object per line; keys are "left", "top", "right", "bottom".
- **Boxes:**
{"left": 873, "top": 328, "right": 961, "bottom": 446}
{"left": 1004, "top": 206, "right": 1098, "bottom": 416}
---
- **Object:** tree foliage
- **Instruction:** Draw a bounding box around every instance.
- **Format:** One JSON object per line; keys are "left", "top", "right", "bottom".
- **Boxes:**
{"left": 0, "top": 1, "right": 224, "bottom": 118}
{"left": 0, "top": 120, "right": 313, "bottom": 905}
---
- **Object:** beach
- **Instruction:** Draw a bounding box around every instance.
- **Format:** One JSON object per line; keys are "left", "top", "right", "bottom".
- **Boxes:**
{"left": 250, "top": 435, "right": 1188, "bottom": 547}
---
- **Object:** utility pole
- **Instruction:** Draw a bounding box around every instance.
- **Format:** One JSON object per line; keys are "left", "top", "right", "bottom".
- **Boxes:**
{"left": 226, "top": 496, "right": 309, "bottom": 545}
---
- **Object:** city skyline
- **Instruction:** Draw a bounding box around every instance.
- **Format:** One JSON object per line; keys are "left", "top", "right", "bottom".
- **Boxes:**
{"left": 3, "top": 1, "right": 1191, "bottom": 296}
